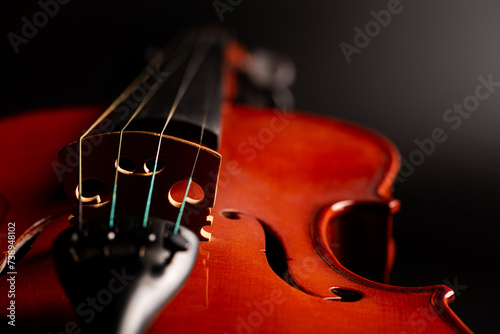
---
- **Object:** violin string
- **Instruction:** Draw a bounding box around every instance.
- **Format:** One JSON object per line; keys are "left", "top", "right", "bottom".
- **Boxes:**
{"left": 77, "top": 50, "right": 168, "bottom": 228}
{"left": 172, "top": 66, "right": 214, "bottom": 235}
{"left": 108, "top": 37, "right": 195, "bottom": 229}
{"left": 142, "top": 30, "right": 216, "bottom": 229}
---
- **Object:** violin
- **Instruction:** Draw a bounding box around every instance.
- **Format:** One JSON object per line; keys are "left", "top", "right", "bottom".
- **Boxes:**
{"left": 0, "top": 27, "right": 472, "bottom": 333}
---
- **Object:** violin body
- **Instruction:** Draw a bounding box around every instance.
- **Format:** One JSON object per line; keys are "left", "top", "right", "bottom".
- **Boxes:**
{"left": 0, "top": 101, "right": 471, "bottom": 333}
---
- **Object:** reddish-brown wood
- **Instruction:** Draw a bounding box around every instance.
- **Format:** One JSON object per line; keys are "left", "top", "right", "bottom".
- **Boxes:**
{"left": 0, "top": 103, "right": 471, "bottom": 333}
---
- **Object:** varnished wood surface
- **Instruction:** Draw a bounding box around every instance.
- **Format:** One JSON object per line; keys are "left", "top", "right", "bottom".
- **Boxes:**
{"left": 0, "top": 105, "right": 471, "bottom": 333}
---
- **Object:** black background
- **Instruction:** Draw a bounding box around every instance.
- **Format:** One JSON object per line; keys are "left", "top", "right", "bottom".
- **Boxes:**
{"left": 2, "top": 0, "right": 499, "bottom": 332}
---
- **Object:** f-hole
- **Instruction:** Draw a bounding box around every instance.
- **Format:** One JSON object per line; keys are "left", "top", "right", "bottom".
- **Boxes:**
{"left": 261, "top": 225, "right": 295, "bottom": 286}
{"left": 220, "top": 211, "right": 304, "bottom": 291}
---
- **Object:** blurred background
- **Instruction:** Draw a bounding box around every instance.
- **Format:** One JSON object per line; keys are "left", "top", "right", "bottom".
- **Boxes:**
{"left": 2, "top": 0, "right": 498, "bottom": 332}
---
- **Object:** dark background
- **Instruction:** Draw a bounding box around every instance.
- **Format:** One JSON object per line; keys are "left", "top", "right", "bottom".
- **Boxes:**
{"left": 2, "top": 0, "right": 498, "bottom": 332}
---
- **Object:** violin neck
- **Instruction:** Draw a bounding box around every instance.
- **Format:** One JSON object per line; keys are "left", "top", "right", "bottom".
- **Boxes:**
{"left": 95, "top": 28, "right": 231, "bottom": 149}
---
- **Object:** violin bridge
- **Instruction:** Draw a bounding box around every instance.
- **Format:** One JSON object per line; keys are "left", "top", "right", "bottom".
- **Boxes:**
{"left": 59, "top": 131, "right": 221, "bottom": 241}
